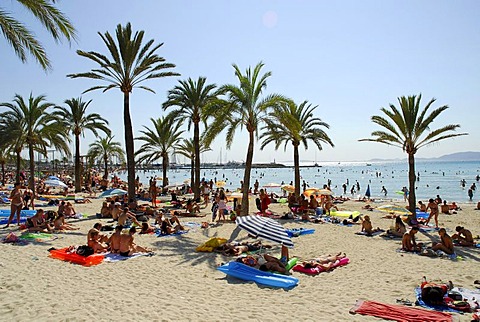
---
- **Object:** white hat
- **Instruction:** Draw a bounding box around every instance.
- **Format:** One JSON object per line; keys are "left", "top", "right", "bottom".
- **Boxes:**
{"left": 114, "top": 202, "right": 121, "bottom": 206}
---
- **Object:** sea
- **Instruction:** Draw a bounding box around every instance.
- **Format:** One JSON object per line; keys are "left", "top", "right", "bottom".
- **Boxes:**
{"left": 116, "top": 160, "right": 480, "bottom": 203}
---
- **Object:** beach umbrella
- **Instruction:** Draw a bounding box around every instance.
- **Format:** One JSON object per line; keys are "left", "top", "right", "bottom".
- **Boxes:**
{"left": 98, "top": 188, "right": 127, "bottom": 198}
{"left": 365, "top": 185, "right": 371, "bottom": 198}
{"left": 376, "top": 204, "right": 411, "bottom": 215}
{"left": 235, "top": 215, "right": 294, "bottom": 248}
{"left": 44, "top": 179, "right": 67, "bottom": 188}
{"left": 215, "top": 181, "right": 226, "bottom": 187}
{"left": 281, "top": 185, "right": 295, "bottom": 193}
{"left": 263, "top": 182, "right": 281, "bottom": 188}
{"left": 48, "top": 175, "right": 60, "bottom": 180}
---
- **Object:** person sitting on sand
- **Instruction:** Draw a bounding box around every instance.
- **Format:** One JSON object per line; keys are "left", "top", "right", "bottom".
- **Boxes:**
{"left": 57, "top": 201, "right": 66, "bottom": 216}
{"left": 402, "top": 226, "right": 421, "bottom": 252}
{"left": 449, "top": 202, "right": 460, "bottom": 211}
{"left": 108, "top": 225, "right": 123, "bottom": 253}
{"left": 26, "top": 209, "right": 52, "bottom": 233}
{"left": 159, "top": 213, "right": 185, "bottom": 235}
{"left": 87, "top": 229, "right": 108, "bottom": 253}
{"left": 63, "top": 202, "right": 77, "bottom": 218}
{"left": 110, "top": 202, "right": 122, "bottom": 221}
{"left": 87, "top": 223, "right": 109, "bottom": 244}
{"left": 139, "top": 222, "right": 155, "bottom": 234}
{"left": 452, "top": 226, "right": 474, "bottom": 247}
{"left": 300, "top": 252, "right": 347, "bottom": 271}
{"left": 359, "top": 215, "right": 382, "bottom": 235}
{"left": 431, "top": 228, "right": 454, "bottom": 255}
{"left": 418, "top": 201, "right": 427, "bottom": 212}
{"left": 99, "top": 201, "right": 111, "bottom": 218}
{"left": 386, "top": 216, "right": 407, "bottom": 238}
{"left": 440, "top": 201, "right": 450, "bottom": 215}
{"left": 118, "top": 227, "right": 151, "bottom": 257}
{"left": 53, "top": 213, "right": 79, "bottom": 231}
{"left": 117, "top": 207, "right": 142, "bottom": 227}
{"left": 425, "top": 198, "right": 439, "bottom": 228}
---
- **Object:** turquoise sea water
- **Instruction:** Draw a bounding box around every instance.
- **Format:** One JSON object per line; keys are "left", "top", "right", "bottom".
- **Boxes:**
{"left": 118, "top": 160, "right": 480, "bottom": 203}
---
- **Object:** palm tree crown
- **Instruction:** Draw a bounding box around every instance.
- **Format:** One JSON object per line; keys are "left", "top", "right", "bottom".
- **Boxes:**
{"left": 56, "top": 97, "right": 110, "bottom": 191}
{"left": 360, "top": 94, "right": 467, "bottom": 213}
{"left": 67, "top": 22, "right": 179, "bottom": 201}
{"left": 205, "top": 62, "right": 289, "bottom": 215}
{"left": 163, "top": 77, "right": 219, "bottom": 200}
{"left": 87, "top": 134, "right": 124, "bottom": 180}
{"left": 0, "top": 0, "right": 76, "bottom": 70}
{"left": 261, "top": 100, "right": 334, "bottom": 196}
{"left": 136, "top": 116, "right": 184, "bottom": 187}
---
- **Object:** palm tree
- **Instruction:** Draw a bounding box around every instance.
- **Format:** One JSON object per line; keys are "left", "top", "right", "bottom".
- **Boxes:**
{"left": 163, "top": 77, "right": 219, "bottom": 200}
{"left": 205, "top": 62, "right": 289, "bottom": 216}
{"left": 67, "top": 22, "right": 179, "bottom": 201}
{"left": 56, "top": 97, "right": 110, "bottom": 192}
{"left": 0, "top": 93, "right": 71, "bottom": 197}
{"left": 359, "top": 94, "right": 467, "bottom": 215}
{"left": 175, "top": 137, "right": 211, "bottom": 193}
{"left": 136, "top": 116, "right": 184, "bottom": 187}
{"left": 0, "top": 0, "right": 76, "bottom": 70}
{"left": 87, "top": 135, "right": 125, "bottom": 180}
{"left": 261, "top": 100, "right": 334, "bottom": 197}
{"left": 0, "top": 115, "right": 24, "bottom": 184}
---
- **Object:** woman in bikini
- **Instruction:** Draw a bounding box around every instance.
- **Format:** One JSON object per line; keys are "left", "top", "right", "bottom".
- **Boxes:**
{"left": 4, "top": 183, "right": 23, "bottom": 228}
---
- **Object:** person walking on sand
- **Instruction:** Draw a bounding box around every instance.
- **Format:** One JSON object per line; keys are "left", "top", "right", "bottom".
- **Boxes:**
{"left": 3, "top": 183, "right": 23, "bottom": 228}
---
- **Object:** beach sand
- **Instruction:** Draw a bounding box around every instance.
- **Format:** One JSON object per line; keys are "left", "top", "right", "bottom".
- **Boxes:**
{"left": 0, "top": 195, "right": 478, "bottom": 321}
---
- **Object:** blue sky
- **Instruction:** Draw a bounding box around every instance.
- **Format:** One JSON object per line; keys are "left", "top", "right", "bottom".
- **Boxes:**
{"left": 2, "top": 0, "right": 479, "bottom": 164}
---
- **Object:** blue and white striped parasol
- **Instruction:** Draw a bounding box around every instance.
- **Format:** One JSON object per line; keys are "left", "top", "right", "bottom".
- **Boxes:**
{"left": 235, "top": 215, "right": 294, "bottom": 248}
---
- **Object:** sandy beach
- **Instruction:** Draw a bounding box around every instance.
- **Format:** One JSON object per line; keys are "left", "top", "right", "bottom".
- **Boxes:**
{"left": 0, "top": 195, "right": 478, "bottom": 321}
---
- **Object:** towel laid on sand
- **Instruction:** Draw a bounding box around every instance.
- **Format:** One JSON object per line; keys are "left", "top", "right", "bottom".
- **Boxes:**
{"left": 103, "top": 252, "right": 154, "bottom": 262}
{"left": 350, "top": 299, "right": 454, "bottom": 322}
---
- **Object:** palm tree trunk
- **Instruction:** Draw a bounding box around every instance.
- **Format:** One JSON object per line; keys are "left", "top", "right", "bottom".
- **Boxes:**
{"left": 103, "top": 155, "right": 108, "bottom": 179}
{"left": 1, "top": 162, "right": 5, "bottom": 186}
{"left": 241, "top": 130, "right": 255, "bottom": 216}
{"left": 190, "top": 157, "right": 194, "bottom": 194}
{"left": 408, "top": 152, "right": 416, "bottom": 218}
{"left": 293, "top": 143, "right": 301, "bottom": 198}
{"left": 193, "top": 121, "right": 200, "bottom": 201}
{"left": 28, "top": 143, "right": 36, "bottom": 204}
{"left": 162, "top": 155, "right": 168, "bottom": 188}
{"left": 123, "top": 92, "right": 136, "bottom": 201}
{"left": 74, "top": 133, "right": 81, "bottom": 192}
{"left": 15, "top": 151, "right": 21, "bottom": 184}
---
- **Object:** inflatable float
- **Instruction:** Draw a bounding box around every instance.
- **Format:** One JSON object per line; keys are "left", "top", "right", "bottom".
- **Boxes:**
{"left": 0, "top": 209, "right": 36, "bottom": 216}
{"left": 293, "top": 257, "right": 350, "bottom": 275}
{"left": 0, "top": 217, "right": 27, "bottom": 225}
{"left": 286, "top": 228, "right": 315, "bottom": 237}
{"left": 329, "top": 210, "right": 360, "bottom": 218}
{"left": 49, "top": 247, "right": 104, "bottom": 266}
{"left": 217, "top": 261, "right": 299, "bottom": 289}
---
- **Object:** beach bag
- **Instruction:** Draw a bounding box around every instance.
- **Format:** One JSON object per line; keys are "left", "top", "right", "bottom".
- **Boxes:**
{"left": 76, "top": 245, "right": 94, "bottom": 257}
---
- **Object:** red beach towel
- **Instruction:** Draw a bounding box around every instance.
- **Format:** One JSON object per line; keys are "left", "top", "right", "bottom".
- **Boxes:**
{"left": 350, "top": 300, "right": 454, "bottom": 322}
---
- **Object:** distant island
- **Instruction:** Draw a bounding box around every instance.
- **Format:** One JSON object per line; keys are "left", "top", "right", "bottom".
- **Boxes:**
{"left": 369, "top": 151, "right": 480, "bottom": 162}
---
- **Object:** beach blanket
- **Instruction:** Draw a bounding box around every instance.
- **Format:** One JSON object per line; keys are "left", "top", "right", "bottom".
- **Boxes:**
{"left": 103, "top": 252, "right": 154, "bottom": 262}
{"left": 355, "top": 230, "right": 384, "bottom": 237}
{"left": 20, "top": 232, "right": 58, "bottom": 242}
{"left": 415, "top": 286, "right": 479, "bottom": 312}
{"left": 350, "top": 299, "right": 454, "bottom": 322}
{"left": 156, "top": 230, "right": 188, "bottom": 238}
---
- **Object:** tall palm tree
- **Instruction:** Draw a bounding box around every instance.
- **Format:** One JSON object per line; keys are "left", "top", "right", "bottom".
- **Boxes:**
{"left": 205, "top": 62, "right": 288, "bottom": 215}
{"left": 67, "top": 22, "right": 179, "bottom": 201}
{"left": 136, "top": 116, "right": 184, "bottom": 187}
{"left": 175, "top": 137, "right": 211, "bottom": 193}
{"left": 56, "top": 97, "right": 110, "bottom": 192}
{"left": 0, "top": 93, "right": 71, "bottom": 197}
{"left": 1, "top": 0, "right": 76, "bottom": 70}
{"left": 87, "top": 135, "right": 125, "bottom": 180}
{"left": 359, "top": 94, "right": 467, "bottom": 215}
{"left": 261, "top": 100, "right": 334, "bottom": 197}
{"left": 163, "top": 77, "right": 219, "bottom": 200}
{"left": 0, "top": 114, "right": 24, "bottom": 184}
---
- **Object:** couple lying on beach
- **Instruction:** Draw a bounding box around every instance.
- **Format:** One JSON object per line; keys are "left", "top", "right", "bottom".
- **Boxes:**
{"left": 25, "top": 209, "right": 79, "bottom": 233}
{"left": 218, "top": 240, "right": 271, "bottom": 256}
{"left": 297, "top": 252, "right": 347, "bottom": 271}
{"left": 87, "top": 223, "right": 152, "bottom": 257}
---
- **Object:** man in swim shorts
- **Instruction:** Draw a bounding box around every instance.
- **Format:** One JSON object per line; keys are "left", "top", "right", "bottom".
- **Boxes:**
{"left": 402, "top": 226, "right": 421, "bottom": 252}
{"left": 452, "top": 226, "right": 474, "bottom": 247}
{"left": 431, "top": 228, "right": 455, "bottom": 255}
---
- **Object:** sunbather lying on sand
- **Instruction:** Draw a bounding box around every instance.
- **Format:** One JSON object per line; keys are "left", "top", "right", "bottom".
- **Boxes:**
{"left": 220, "top": 241, "right": 271, "bottom": 256}
{"left": 300, "top": 252, "right": 347, "bottom": 271}
{"left": 53, "top": 213, "right": 79, "bottom": 231}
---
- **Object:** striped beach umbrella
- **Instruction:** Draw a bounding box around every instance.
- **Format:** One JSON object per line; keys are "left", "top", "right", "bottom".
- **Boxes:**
{"left": 235, "top": 215, "right": 294, "bottom": 248}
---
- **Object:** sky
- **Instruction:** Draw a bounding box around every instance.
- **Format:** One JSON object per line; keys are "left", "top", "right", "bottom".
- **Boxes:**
{"left": 1, "top": 0, "right": 479, "bottom": 164}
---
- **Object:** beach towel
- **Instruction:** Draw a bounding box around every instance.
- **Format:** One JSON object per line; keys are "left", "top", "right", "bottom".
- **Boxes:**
{"left": 103, "top": 252, "right": 154, "bottom": 262}
{"left": 414, "top": 287, "right": 460, "bottom": 313}
{"left": 156, "top": 230, "right": 188, "bottom": 238}
{"left": 355, "top": 230, "right": 384, "bottom": 237}
{"left": 350, "top": 299, "right": 454, "bottom": 322}
{"left": 20, "top": 232, "right": 58, "bottom": 242}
